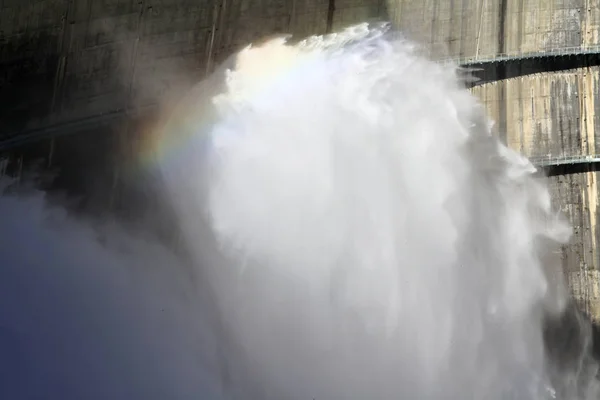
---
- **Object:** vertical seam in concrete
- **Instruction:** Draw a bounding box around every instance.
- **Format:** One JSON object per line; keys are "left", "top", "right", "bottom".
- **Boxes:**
{"left": 429, "top": 0, "right": 439, "bottom": 51}
{"left": 449, "top": 0, "right": 455, "bottom": 53}
{"left": 459, "top": 0, "right": 468, "bottom": 58}
{"left": 522, "top": 81, "right": 532, "bottom": 154}
{"left": 392, "top": 0, "right": 403, "bottom": 33}
{"left": 48, "top": 0, "right": 74, "bottom": 168}
{"left": 326, "top": 0, "right": 336, "bottom": 34}
{"left": 584, "top": 68, "right": 599, "bottom": 319}
{"left": 498, "top": 81, "right": 507, "bottom": 143}
{"left": 50, "top": 0, "right": 72, "bottom": 115}
{"left": 576, "top": 71, "right": 592, "bottom": 317}
{"left": 498, "top": 0, "right": 507, "bottom": 55}
{"left": 206, "top": 0, "right": 221, "bottom": 75}
{"left": 288, "top": 0, "right": 296, "bottom": 32}
{"left": 214, "top": 0, "right": 228, "bottom": 68}
{"left": 112, "top": 1, "right": 146, "bottom": 213}
{"left": 517, "top": 0, "right": 524, "bottom": 53}
{"left": 497, "top": 0, "right": 508, "bottom": 143}
{"left": 583, "top": 0, "right": 591, "bottom": 46}
{"left": 475, "top": 0, "right": 485, "bottom": 57}
{"left": 126, "top": 0, "right": 145, "bottom": 110}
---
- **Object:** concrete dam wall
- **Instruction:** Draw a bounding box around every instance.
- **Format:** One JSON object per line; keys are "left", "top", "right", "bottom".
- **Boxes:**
{"left": 388, "top": 0, "right": 600, "bottom": 321}
{"left": 0, "top": 0, "right": 386, "bottom": 217}
{"left": 471, "top": 69, "right": 600, "bottom": 321}
{"left": 388, "top": 0, "right": 600, "bottom": 59}
{"left": 1, "top": 0, "right": 386, "bottom": 138}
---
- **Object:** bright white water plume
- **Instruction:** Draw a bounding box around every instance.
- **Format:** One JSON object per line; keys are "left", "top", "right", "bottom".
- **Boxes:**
{"left": 1, "top": 23, "right": 599, "bottom": 400}
{"left": 162, "top": 24, "right": 599, "bottom": 400}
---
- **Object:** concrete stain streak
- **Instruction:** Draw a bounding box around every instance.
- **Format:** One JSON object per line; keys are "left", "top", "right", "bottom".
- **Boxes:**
{"left": 581, "top": 70, "right": 600, "bottom": 320}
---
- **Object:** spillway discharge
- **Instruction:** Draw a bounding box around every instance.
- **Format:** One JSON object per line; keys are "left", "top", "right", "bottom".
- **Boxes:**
{"left": 162, "top": 24, "right": 600, "bottom": 399}
{"left": 1, "top": 23, "right": 599, "bottom": 400}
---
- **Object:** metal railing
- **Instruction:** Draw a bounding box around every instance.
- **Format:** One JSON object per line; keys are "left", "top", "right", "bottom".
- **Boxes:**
{"left": 530, "top": 154, "right": 600, "bottom": 168}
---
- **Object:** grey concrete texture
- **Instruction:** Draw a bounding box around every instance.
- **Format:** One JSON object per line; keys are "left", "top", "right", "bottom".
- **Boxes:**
{"left": 471, "top": 66, "right": 600, "bottom": 160}
{"left": 470, "top": 67, "right": 600, "bottom": 321}
{"left": 548, "top": 171, "right": 600, "bottom": 321}
{"left": 0, "top": 0, "right": 387, "bottom": 138}
{"left": 387, "top": 0, "right": 600, "bottom": 60}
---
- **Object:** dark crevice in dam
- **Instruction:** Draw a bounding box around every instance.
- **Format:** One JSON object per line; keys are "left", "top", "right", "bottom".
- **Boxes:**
{"left": 326, "top": 0, "right": 336, "bottom": 33}
{"left": 465, "top": 52, "right": 600, "bottom": 88}
{"left": 0, "top": 125, "right": 181, "bottom": 251}
{"left": 544, "top": 302, "right": 600, "bottom": 382}
{"left": 497, "top": 0, "right": 507, "bottom": 57}
{"left": 544, "top": 161, "right": 600, "bottom": 177}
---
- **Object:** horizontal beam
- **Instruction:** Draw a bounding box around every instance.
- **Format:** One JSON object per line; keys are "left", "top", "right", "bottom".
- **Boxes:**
{"left": 452, "top": 46, "right": 600, "bottom": 67}
{"left": 532, "top": 155, "right": 600, "bottom": 168}
{"left": 459, "top": 49, "right": 600, "bottom": 87}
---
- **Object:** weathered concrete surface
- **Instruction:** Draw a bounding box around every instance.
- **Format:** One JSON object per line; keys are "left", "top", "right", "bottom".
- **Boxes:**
{"left": 0, "top": 0, "right": 387, "bottom": 138}
{"left": 549, "top": 171, "right": 600, "bottom": 321}
{"left": 388, "top": 0, "right": 600, "bottom": 59}
{"left": 471, "top": 69, "right": 600, "bottom": 321}
{"left": 470, "top": 67, "right": 600, "bottom": 159}
{"left": 0, "top": 0, "right": 388, "bottom": 242}
{"left": 404, "top": 0, "right": 600, "bottom": 323}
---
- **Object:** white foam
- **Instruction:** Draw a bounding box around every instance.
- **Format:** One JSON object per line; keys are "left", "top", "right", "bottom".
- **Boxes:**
{"left": 164, "top": 24, "right": 596, "bottom": 399}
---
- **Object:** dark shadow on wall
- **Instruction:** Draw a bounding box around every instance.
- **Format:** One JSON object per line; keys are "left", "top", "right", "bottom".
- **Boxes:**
{"left": 0, "top": 118, "right": 182, "bottom": 250}
{"left": 466, "top": 53, "right": 600, "bottom": 88}
{"left": 0, "top": 31, "right": 60, "bottom": 132}
{"left": 544, "top": 301, "right": 600, "bottom": 395}
{"left": 544, "top": 162, "right": 600, "bottom": 178}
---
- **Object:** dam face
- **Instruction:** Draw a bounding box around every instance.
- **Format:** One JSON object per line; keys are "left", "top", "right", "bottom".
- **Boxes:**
{"left": 3, "top": 0, "right": 600, "bottom": 324}
{"left": 0, "top": 0, "right": 387, "bottom": 220}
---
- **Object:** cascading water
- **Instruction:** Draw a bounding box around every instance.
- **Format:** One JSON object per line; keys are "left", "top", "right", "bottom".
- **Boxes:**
{"left": 0, "top": 23, "right": 599, "bottom": 400}
{"left": 161, "top": 24, "right": 599, "bottom": 399}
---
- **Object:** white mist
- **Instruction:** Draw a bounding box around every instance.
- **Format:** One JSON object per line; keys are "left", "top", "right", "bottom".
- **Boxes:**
{"left": 162, "top": 24, "right": 596, "bottom": 400}
{"left": 1, "top": 23, "right": 598, "bottom": 400}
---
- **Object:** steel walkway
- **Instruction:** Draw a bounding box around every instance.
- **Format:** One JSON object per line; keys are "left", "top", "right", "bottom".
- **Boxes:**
{"left": 450, "top": 45, "right": 600, "bottom": 67}
{"left": 531, "top": 155, "right": 600, "bottom": 168}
